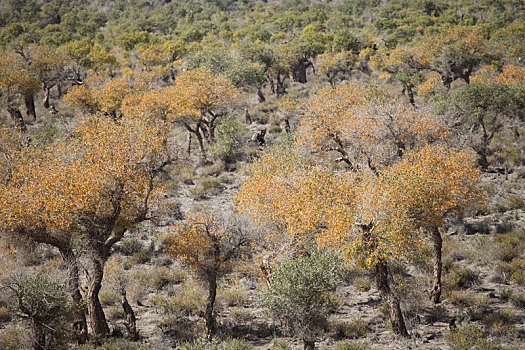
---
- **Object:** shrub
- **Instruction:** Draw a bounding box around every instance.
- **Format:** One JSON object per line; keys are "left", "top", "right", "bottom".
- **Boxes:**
{"left": 0, "top": 305, "right": 11, "bottom": 322}
{"left": 263, "top": 249, "right": 344, "bottom": 349}
{"left": 99, "top": 288, "right": 120, "bottom": 306}
{"left": 270, "top": 339, "right": 292, "bottom": 350}
{"left": 220, "top": 286, "right": 249, "bottom": 307}
{"left": 190, "top": 176, "right": 224, "bottom": 199}
{"left": 0, "top": 326, "right": 32, "bottom": 350}
{"left": 210, "top": 114, "right": 244, "bottom": 164}
{"left": 445, "top": 326, "right": 502, "bottom": 350}
{"left": 178, "top": 335, "right": 255, "bottom": 350}
{"left": 4, "top": 273, "right": 72, "bottom": 350}
{"left": 229, "top": 309, "right": 254, "bottom": 324}
{"left": 131, "top": 250, "right": 151, "bottom": 264}
{"left": 336, "top": 341, "right": 370, "bottom": 350}
{"left": 505, "top": 194, "right": 525, "bottom": 210}
{"left": 330, "top": 319, "right": 368, "bottom": 340}
{"left": 510, "top": 293, "right": 525, "bottom": 308}
{"left": 446, "top": 267, "right": 481, "bottom": 290}
{"left": 494, "top": 229, "right": 525, "bottom": 262}
{"left": 483, "top": 309, "right": 517, "bottom": 337}
{"left": 149, "top": 280, "right": 206, "bottom": 317}
{"left": 117, "top": 238, "right": 144, "bottom": 255}
{"left": 355, "top": 276, "right": 371, "bottom": 292}
{"left": 132, "top": 266, "right": 186, "bottom": 290}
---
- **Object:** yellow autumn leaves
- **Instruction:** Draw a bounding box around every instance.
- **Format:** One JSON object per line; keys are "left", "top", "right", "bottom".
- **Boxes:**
{"left": 237, "top": 85, "right": 482, "bottom": 269}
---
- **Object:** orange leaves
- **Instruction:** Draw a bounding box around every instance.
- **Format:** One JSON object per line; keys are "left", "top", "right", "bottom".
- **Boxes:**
{"left": 296, "top": 84, "right": 447, "bottom": 170}
{"left": 0, "top": 112, "right": 170, "bottom": 240}
{"left": 164, "top": 213, "right": 244, "bottom": 276}
{"left": 65, "top": 78, "right": 130, "bottom": 117}
{"left": 382, "top": 145, "right": 483, "bottom": 230}
{"left": 237, "top": 143, "right": 482, "bottom": 269}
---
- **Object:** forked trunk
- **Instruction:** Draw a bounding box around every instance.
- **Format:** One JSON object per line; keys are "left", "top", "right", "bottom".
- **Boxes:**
{"left": 60, "top": 248, "right": 88, "bottom": 344}
{"left": 205, "top": 274, "right": 217, "bottom": 336}
{"left": 375, "top": 260, "right": 408, "bottom": 337}
{"left": 430, "top": 227, "right": 443, "bottom": 304}
{"left": 87, "top": 252, "right": 110, "bottom": 338}
{"left": 24, "top": 93, "right": 36, "bottom": 123}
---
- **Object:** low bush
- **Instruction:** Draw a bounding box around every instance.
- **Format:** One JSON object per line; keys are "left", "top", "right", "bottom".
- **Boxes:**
{"left": 330, "top": 319, "right": 368, "bottom": 340}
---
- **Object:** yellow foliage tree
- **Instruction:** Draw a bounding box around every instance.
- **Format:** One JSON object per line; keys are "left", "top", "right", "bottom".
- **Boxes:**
{"left": 0, "top": 113, "right": 172, "bottom": 338}
{"left": 237, "top": 142, "right": 481, "bottom": 335}
{"left": 123, "top": 67, "right": 241, "bottom": 159}
{"left": 164, "top": 213, "right": 249, "bottom": 336}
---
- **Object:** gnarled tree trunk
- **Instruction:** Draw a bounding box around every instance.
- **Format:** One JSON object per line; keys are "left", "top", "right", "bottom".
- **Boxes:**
{"left": 257, "top": 86, "right": 266, "bottom": 103}
{"left": 87, "top": 250, "right": 110, "bottom": 338}
{"left": 430, "top": 227, "right": 443, "bottom": 304}
{"left": 375, "top": 260, "right": 408, "bottom": 337}
{"left": 60, "top": 248, "right": 88, "bottom": 344}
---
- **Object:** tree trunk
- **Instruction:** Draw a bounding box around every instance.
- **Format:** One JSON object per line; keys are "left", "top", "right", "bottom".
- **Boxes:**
{"left": 60, "top": 248, "right": 88, "bottom": 344}
{"left": 195, "top": 130, "right": 206, "bottom": 160}
{"left": 303, "top": 338, "right": 315, "bottom": 350}
{"left": 430, "top": 227, "right": 443, "bottom": 304}
{"left": 121, "top": 288, "right": 139, "bottom": 341}
{"left": 276, "top": 75, "right": 286, "bottom": 96}
{"left": 8, "top": 107, "right": 27, "bottom": 132}
{"left": 375, "top": 260, "right": 408, "bottom": 337}
{"left": 24, "top": 93, "right": 36, "bottom": 123}
{"left": 87, "top": 251, "right": 110, "bottom": 338}
{"left": 292, "top": 59, "right": 309, "bottom": 84}
{"left": 406, "top": 85, "right": 415, "bottom": 107}
{"left": 56, "top": 83, "right": 62, "bottom": 98}
{"left": 43, "top": 86, "right": 51, "bottom": 109}
{"left": 186, "top": 131, "right": 192, "bottom": 156}
{"left": 205, "top": 274, "right": 217, "bottom": 336}
{"left": 257, "top": 86, "right": 266, "bottom": 103}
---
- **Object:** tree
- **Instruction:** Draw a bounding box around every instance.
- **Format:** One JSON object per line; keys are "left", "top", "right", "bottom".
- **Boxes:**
{"left": 263, "top": 249, "right": 344, "bottom": 350}
{"left": 236, "top": 145, "right": 414, "bottom": 336}
{"left": 164, "top": 213, "right": 249, "bottom": 336}
{"left": 65, "top": 78, "right": 131, "bottom": 119}
{"left": 296, "top": 84, "right": 447, "bottom": 172}
{"left": 317, "top": 51, "right": 356, "bottom": 88}
{"left": 0, "top": 23, "right": 41, "bottom": 122}
{"left": 30, "top": 45, "right": 71, "bottom": 109}
{"left": 451, "top": 81, "right": 524, "bottom": 169}
{"left": 0, "top": 114, "right": 173, "bottom": 338}
{"left": 370, "top": 46, "right": 427, "bottom": 106}
{"left": 124, "top": 68, "right": 241, "bottom": 160}
{"left": 381, "top": 145, "right": 483, "bottom": 303}
{"left": 237, "top": 142, "right": 481, "bottom": 336}
{"left": 416, "top": 26, "right": 489, "bottom": 89}
{"left": 0, "top": 51, "right": 40, "bottom": 131}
